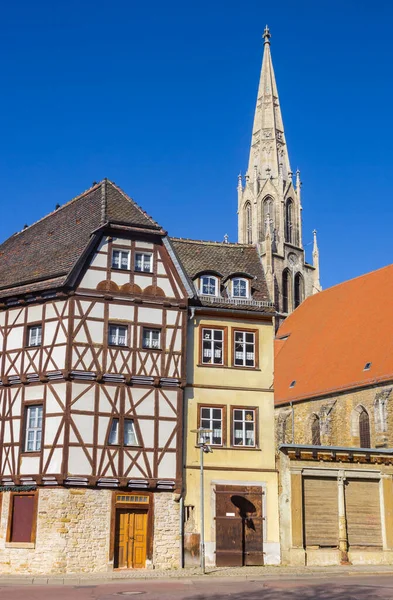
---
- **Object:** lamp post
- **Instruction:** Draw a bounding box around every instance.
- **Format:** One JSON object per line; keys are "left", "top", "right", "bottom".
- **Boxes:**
{"left": 191, "top": 427, "right": 212, "bottom": 574}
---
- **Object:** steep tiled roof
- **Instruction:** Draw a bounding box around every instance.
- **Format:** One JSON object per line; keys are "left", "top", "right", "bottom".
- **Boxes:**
{"left": 275, "top": 263, "right": 393, "bottom": 405}
{"left": 0, "top": 180, "right": 162, "bottom": 297}
{"left": 170, "top": 238, "right": 272, "bottom": 311}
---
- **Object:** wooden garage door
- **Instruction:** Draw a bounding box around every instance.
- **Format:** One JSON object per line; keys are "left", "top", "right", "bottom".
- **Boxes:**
{"left": 303, "top": 477, "right": 339, "bottom": 547}
{"left": 345, "top": 479, "right": 382, "bottom": 548}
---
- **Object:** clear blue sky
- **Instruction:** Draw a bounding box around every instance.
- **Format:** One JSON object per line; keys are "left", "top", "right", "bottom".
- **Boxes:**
{"left": 1, "top": 0, "right": 392, "bottom": 289}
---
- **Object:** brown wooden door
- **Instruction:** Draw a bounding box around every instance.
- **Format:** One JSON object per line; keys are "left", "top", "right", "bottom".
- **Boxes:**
{"left": 115, "top": 509, "right": 148, "bottom": 569}
{"left": 215, "top": 485, "right": 263, "bottom": 567}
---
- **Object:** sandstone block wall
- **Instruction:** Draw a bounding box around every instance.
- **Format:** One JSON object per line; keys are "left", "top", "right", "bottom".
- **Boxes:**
{"left": 0, "top": 488, "right": 112, "bottom": 575}
{"left": 153, "top": 492, "right": 180, "bottom": 569}
{"left": 275, "top": 383, "right": 393, "bottom": 448}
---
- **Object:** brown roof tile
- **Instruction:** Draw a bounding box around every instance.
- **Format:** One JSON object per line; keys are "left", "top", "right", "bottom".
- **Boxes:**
{"left": 0, "top": 180, "right": 162, "bottom": 297}
{"left": 170, "top": 238, "right": 272, "bottom": 311}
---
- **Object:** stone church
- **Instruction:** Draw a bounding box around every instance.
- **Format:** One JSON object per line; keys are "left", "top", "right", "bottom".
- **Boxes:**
{"left": 238, "top": 26, "right": 321, "bottom": 316}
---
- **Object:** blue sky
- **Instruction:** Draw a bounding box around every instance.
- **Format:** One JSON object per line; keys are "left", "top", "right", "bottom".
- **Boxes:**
{"left": 0, "top": 0, "right": 392, "bottom": 289}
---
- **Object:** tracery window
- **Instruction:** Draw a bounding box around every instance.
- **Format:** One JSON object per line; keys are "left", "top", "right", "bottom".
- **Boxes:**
{"left": 282, "top": 269, "right": 290, "bottom": 313}
{"left": 311, "top": 414, "right": 321, "bottom": 446}
{"left": 285, "top": 199, "right": 293, "bottom": 243}
{"left": 294, "top": 273, "right": 304, "bottom": 309}
{"left": 245, "top": 203, "right": 252, "bottom": 244}
{"left": 359, "top": 409, "right": 371, "bottom": 448}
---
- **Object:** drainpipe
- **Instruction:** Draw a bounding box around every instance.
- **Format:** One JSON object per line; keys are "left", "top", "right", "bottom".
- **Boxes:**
{"left": 179, "top": 494, "right": 184, "bottom": 568}
{"left": 290, "top": 401, "right": 295, "bottom": 443}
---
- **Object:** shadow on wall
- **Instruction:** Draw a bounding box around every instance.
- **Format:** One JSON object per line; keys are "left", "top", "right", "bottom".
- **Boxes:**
{"left": 187, "top": 581, "right": 385, "bottom": 600}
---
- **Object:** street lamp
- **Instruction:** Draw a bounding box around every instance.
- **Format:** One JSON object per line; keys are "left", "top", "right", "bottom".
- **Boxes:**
{"left": 191, "top": 427, "right": 213, "bottom": 574}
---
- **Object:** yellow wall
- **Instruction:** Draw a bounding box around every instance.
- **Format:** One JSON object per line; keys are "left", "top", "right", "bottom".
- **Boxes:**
{"left": 184, "top": 312, "right": 280, "bottom": 564}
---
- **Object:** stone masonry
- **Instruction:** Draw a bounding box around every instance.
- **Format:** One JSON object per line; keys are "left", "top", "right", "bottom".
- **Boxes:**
{"left": 275, "top": 382, "right": 393, "bottom": 448}
{"left": 153, "top": 492, "right": 180, "bottom": 569}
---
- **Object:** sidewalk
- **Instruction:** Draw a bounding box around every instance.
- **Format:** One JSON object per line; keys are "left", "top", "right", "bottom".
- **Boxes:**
{"left": 2, "top": 564, "right": 393, "bottom": 586}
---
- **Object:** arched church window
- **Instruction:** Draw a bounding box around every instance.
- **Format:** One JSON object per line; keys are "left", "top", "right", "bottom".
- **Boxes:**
{"left": 294, "top": 273, "right": 304, "bottom": 309}
{"left": 262, "top": 197, "right": 274, "bottom": 240}
{"left": 311, "top": 415, "right": 321, "bottom": 446}
{"left": 359, "top": 409, "right": 371, "bottom": 448}
{"left": 282, "top": 269, "right": 290, "bottom": 313}
{"left": 245, "top": 203, "right": 252, "bottom": 244}
{"left": 285, "top": 199, "right": 293, "bottom": 243}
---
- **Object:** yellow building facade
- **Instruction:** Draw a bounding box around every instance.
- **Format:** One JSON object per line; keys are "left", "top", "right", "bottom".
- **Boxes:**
{"left": 172, "top": 239, "right": 280, "bottom": 566}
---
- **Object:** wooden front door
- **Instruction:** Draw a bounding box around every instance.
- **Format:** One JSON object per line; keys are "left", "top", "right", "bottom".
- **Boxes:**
{"left": 115, "top": 509, "right": 148, "bottom": 569}
{"left": 215, "top": 485, "right": 264, "bottom": 567}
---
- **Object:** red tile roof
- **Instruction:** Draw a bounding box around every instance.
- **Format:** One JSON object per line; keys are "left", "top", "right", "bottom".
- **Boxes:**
{"left": 274, "top": 263, "right": 393, "bottom": 406}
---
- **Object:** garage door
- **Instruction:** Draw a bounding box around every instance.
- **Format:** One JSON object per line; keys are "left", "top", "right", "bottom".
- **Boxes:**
{"left": 303, "top": 477, "right": 339, "bottom": 548}
{"left": 345, "top": 479, "right": 382, "bottom": 548}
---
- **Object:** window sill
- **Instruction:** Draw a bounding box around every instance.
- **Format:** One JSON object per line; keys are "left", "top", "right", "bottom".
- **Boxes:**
{"left": 111, "top": 268, "right": 131, "bottom": 273}
{"left": 108, "top": 344, "right": 129, "bottom": 349}
{"left": 142, "top": 347, "right": 162, "bottom": 352}
{"left": 5, "top": 542, "right": 35, "bottom": 549}
{"left": 197, "top": 364, "right": 260, "bottom": 371}
{"left": 194, "top": 445, "right": 261, "bottom": 451}
{"left": 20, "top": 452, "right": 41, "bottom": 457}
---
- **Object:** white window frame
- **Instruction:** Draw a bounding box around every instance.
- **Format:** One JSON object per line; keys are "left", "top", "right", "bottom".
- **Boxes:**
{"left": 232, "top": 408, "right": 256, "bottom": 447}
{"left": 108, "top": 324, "right": 128, "bottom": 347}
{"left": 112, "top": 249, "right": 130, "bottom": 270}
{"left": 234, "top": 330, "right": 255, "bottom": 367}
{"left": 108, "top": 418, "right": 139, "bottom": 446}
{"left": 200, "top": 275, "right": 218, "bottom": 296}
{"left": 142, "top": 327, "right": 161, "bottom": 350}
{"left": 135, "top": 252, "right": 153, "bottom": 273}
{"left": 232, "top": 278, "right": 249, "bottom": 298}
{"left": 200, "top": 406, "right": 223, "bottom": 446}
{"left": 25, "top": 405, "right": 43, "bottom": 452}
{"left": 201, "top": 328, "right": 224, "bottom": 365}
{"left": 27, "top": 325, "right": 42, "bottom": 347}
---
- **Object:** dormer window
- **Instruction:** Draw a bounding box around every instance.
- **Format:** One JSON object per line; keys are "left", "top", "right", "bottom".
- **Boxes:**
{"left": 200, "top": 276, "right": 218, "bottom": 296}
{"left": 232, "top": 278, "right": 249, "bottom": 298}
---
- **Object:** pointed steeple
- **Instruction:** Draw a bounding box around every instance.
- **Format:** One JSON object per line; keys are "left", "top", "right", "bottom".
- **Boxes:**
{"left": 248, "top": 26, "right": 291, "bottom": 184}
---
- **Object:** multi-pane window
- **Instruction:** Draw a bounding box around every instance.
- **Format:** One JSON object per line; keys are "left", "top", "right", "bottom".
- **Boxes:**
{"left": 108, "top": 418, "right": 138, "bottom": 446}
{"left": 135, "top": 253, "right": 153, "bottom": 273}
{"left": 25, "top": 405, "right": 43, "bottom": 452}
{"left": 200, "top": 276, "right": 218, "bottom": 296}
{"left": 234, "top": 331, "right": 255, "bottom": 367}
{"left": 112, "top": 249, "right": 130, "bottom": 270}
{"left": 27, "top": 325, "right": 42, "bottom": 347}
{"left": 233, "top": 409, "right": 255, "bottom": 447}
{"left": 232, "top": 278, "right": 248, "bottom": 298}
{"left": 142, "top": 328, "right": 161, "bottom": 349}
{"left": 202, "top": 328, "right": 224, "bottom": 365}
{"left": 200, "top": 407, "right": 223, "bottom": 445}
{"left": 108, "top": 324, "right": 127, "bottom": 346}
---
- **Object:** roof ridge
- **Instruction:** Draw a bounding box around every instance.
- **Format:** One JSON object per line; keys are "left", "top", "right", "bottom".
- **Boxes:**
{"left": 170, "top": 237, "right": 254, "bottom": 248}
{"left": 1, "top": 181, "right": 102, "bottom": 244}
{"left": 106, "top": 180, "right": 161, "bottom": 229}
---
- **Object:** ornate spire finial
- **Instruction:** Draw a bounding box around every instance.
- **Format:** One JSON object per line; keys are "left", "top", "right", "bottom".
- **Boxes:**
{"left": 223, "top": 233, "right": 229, "bottom": 244}
{"left": 263, "top": 25, "right": 271, "bottom": 44}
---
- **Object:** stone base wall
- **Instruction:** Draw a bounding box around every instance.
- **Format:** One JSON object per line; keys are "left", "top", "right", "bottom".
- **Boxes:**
{"left": 153, "top": 492, "right": 180, "bottom": 569}
{"left": 0, "top": 488, "right": 180, "bottom": 574}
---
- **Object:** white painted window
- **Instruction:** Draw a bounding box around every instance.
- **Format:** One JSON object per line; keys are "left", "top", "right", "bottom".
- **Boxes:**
{"left": 124, "top": 419, "right": 138, "bottom": 446}
{"left": 234, "top": 331, "right": 255, "bottom": 367}
{"left": 112, "top": 249, "right": 130, "bottom": 270}
{"left": 202, "top": 328, "right": 223, "bottom": 365}
{"left": 142, "top": 328, "right": 161, "bottom": 349}
{"left": 27, "top": 325, "right": 42, "bottom": 347}
{"left": 25, "top": 405, "right": 43, "bottom": 452}
{"left": 232, "top": 278, "right": 249, "bottom": 298}
{"left": 200, "top": 407, "right": 223, "bottom": 445}
{"left": 200, "top": 276, "right": 218, "bottom": 296}
{"left": 233, "top": 409, "right": 255, "bottom": 447}
{"left": 108, "top": 418, "right": 138, "bottom": 446}
{"left": 108, "top": 324, "right": 127, "bottom": 346}
{"left": 135, "top": 253, "right": 152, "bottom": 273}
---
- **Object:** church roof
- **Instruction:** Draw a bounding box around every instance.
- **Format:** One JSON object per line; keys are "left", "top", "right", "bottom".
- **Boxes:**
{"left": 0, "top": 180, "right": 163, "bottom": 298}
{"left": 170, "top": 238, "right": 273, "bottom": 312}
{"left": 274, "top": 263, "right": 393, "bottom": 405}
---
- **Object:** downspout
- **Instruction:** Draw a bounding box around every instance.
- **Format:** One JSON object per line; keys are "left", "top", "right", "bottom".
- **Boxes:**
{"left": 290, "top": 401, "right": 294, "bottom": 443}
{"left": 179, "top": 494, "right": 184, "bottom": 568}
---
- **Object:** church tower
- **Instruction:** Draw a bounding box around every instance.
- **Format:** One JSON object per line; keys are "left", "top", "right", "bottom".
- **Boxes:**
{"left": 238, "top": 27, "right": 321, "bottom": 315}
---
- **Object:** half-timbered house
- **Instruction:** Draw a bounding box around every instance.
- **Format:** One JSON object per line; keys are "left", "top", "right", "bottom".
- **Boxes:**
{"left": 0, "top": 180, "right": 190, "bottom": 573}
{"left": 172, "top": 238, "right": 281, "bottom": 567}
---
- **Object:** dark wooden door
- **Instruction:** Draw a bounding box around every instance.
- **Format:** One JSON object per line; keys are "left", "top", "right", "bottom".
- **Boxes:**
{"left": 215, "top": 485, "right": 264, "bottom": 567}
